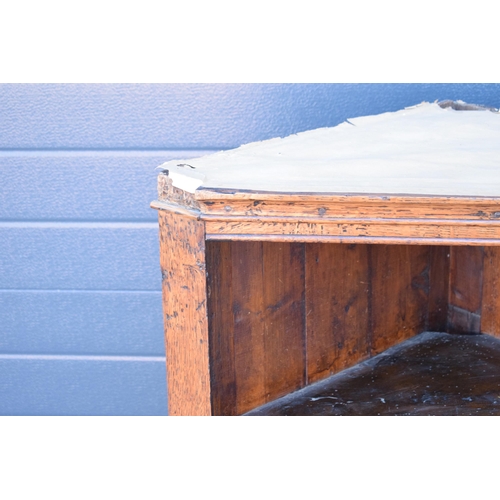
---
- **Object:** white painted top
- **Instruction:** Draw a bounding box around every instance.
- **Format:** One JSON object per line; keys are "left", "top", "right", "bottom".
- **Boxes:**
{"left": 159, "top": 102, "right": 500, "bottom": 197}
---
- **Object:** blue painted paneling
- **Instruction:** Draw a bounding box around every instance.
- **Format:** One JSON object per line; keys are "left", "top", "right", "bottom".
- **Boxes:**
{"left": 0, "top": 225, "right": 161, "bottom": 290}
{"left": 0, "top": 291, "right": 164, "bottom": 355}
{"left": 0, "top": 152, "right": 211, "bottom": 222}
{"left": 1, "top": 84, "right": 499, "bottom": 150}
{"left": 0, "top": 357, "right": 167, "bottom": 415}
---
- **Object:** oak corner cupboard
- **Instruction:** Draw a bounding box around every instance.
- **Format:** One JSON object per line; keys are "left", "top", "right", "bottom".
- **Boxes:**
{"left": 151, "top": 101, "right": 500, "bottom": 416}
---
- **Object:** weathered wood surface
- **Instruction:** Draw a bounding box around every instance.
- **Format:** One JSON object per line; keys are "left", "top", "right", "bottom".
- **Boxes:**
{"left": 448, "top": 247, "right": 484, "bottom": 333}
{"left": 370, "top": 246, "right": 430, "bottom": 354}
{"left": 481, "top": 247, "right": 500, "bottom": 338}
{"left": 305, "top": 244, "right": 370, "bottom": 383}
{"left": 204, "top": 218, "right": 500, "bottom": 244}
{"left": 206, "top": 241, "right": 236, "bottom": 416}
{"left": 158, "top": 211, "right": 211, "bottom": 416}
{"left": 246, "top": 332, "right": 500, "bottom": 416}
{"left": 197, "top": 191, "right": 500, "bottom": 221}
{"left": 428, "top": 246, "right": 450, "bottom": 332}
{"left": 206, "top": 241, "right": 306, "bottom": 415}
{"left": 154, "top": 173, "right": 500, "bottom": 246}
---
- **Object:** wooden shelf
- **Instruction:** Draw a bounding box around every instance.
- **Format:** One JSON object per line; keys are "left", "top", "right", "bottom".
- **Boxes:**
{"left": 246, "top": 331, "right": 500, "bottom": 416}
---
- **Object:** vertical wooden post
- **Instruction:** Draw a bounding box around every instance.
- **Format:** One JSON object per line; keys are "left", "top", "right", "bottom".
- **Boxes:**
{"left": 158, "top": 210, "right": 211, "bottom": 416}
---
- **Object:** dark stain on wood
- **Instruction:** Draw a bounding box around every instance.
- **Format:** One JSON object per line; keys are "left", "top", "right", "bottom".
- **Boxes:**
{"left": 428, "top": 246, "right": 450, "bottom": 332}
{"left": 246, "top": 331, "right": 500, "bottom": 416}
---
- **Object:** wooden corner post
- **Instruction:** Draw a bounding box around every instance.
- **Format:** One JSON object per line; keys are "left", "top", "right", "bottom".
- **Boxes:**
{"left": 157, "top": 208, "right": 211, "bottom": 416}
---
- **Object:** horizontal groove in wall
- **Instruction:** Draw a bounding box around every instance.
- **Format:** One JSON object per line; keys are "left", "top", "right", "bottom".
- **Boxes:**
{"left": 0, "top": 148, "right": 219, "bottom": 156}
{"left": 0, "top": 289, "right": 161, "bottom": 294}
{"left": 0, "top": 354, "right": 166, "bottom": 362}
{"left": 0, "top": 221, "right": 159, "bottom": 229}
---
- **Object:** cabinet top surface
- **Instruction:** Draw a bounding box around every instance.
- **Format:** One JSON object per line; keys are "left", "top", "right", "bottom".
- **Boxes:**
{"left": 159, "top": 102, "right": 500, "bottom": 198}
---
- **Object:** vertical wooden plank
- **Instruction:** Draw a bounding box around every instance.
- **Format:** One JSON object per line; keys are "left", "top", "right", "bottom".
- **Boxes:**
{"left": 262, "top": 242, "right": 306, "bottom": 403}
{"left": 305, "top": 243, "right": 370, "bottom": 384}
{"left": 158, "top": 210, "right": 211, "bottom": 416}
{"left": 371, "top": 245, "right": 430, "bottom": 355}
{"left": 227, "top": 241, "right": 307, "bottom": 414}
{"left": 231, "top": 241, "right": 266, "bottom": 414}
{"left": 448, "top": 246, "right": 484, "bottom": 334}
{"left": 480, "top": 247, "right": 500, "bottom": 338}
{"left": 428, "top": 246, "right": 450, "bottom": 332}
{"left": 206, "top": 241, "right": 237, "bottom": 415}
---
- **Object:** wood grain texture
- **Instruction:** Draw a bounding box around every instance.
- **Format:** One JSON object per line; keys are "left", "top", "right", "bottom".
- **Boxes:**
{"left": 448, "top": 246, "right": 484, "bottom": 334}
{"left": 305, "top": 244, "right": 370, "bottom": 384}
{"left": 230, "top": 242, "right": 306, "bottom": 414}
{"left": 197, "top": 191, "right": 500, "bottom": 221}
{"left": 204, "top": 219, "right": 500, "bottom": 243}
{"left": 206, "top": 233, "right": 500, "bottom": 246}
{"left": 480, "top": 247, "right": 500, "bottom": 338}
{"left": 261, "top": 242, "right": 306, "bottom": 404}
{"left": 370, "top": 246, "right": 430, "bottom": 354}
{"left": 206, "top": 241, "right": 237, "bottom": 415}
{"left": 230, "top": 241, "right": 266, "bottom": 414}
{"left": 206, "top": 241, "right": 306, "bottom": 415}
{"left": 158, "top": 210, "right": 211, "bottom": 416}
{"left": 428, "top": 246, "right": 450, "bottom": 332}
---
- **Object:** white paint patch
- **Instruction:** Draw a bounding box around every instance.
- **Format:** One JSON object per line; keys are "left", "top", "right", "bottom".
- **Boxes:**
{"left": 168, "top": 165, "right": 206, "bottom": 193}
{"left": 158, "top": 102, "right": 500, "bottom": 197}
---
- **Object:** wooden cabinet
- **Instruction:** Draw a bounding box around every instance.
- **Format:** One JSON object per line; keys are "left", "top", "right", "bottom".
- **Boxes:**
{"left": 152, "top": 102, "right": 500, "bottom": 415}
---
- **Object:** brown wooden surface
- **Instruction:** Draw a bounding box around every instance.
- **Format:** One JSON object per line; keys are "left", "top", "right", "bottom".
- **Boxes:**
{"left": 158, "top": 210, "right": 211, "bottom": 416}
{"left": 305, "top": 244, "right": 370, "bottom": 383}
{"left": 206, "top": 241, "right": 457, "bottom": 414}
{"left": 246, "top": 331, "right": 500, "bottom": 416}
{"left": 428, "top": 246, "right": 450, "bottom": 332}
{"left": 206, "top": 241, "right": 237, "bottom": 415}
{"left": 204, "top": 218, "right": 500, "bottom": 244}
{"left": 261, "top": 242, "right": 306, "bottom": 407}
{"left": 448, "top": 246, "right": 484, "bottom": 334}
{"left": 481, "top": 247, "right": 500, "bottom": 339}
{"left": 371, "top": 246, "right": 430, "bottom": 354}
{"left": 207, "top": 241, "right": 306, "bottom": 415}
{"left": 153, "top": 177, "right": 500, "bottom": 246}
{"left": 230, "top": 241, "right": 267, "bottom": 414}
{"left": 196, "top": 191, "right": 500, "bottom": 222}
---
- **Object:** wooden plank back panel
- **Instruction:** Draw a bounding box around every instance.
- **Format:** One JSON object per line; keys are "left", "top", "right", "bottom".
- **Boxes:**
{"left": 207, "top": 241, "right": 307, "bottom": 415}
{"left": 158, "top": 211, "right": 211, "bottom": 416}
{"left": 206, "top": 241, "right": 237, "bottom": 415}
{"left": 370, "top": 246, "right": 430, "bottom": 355}
{"left": 230, "top": 241, "right": 266, "bottom": 414}
{"left": 305, "top": 244, "right": 370, "bottom": 384}
{"left": 262, "top": 243, "right": 306, "bottom": 405}
{"left": 448, "top": 246, "right": 484, "bottom": 334}
{"left": 480, "top": 247, "right": 500, "bottom": 338}
{"left": 207, "top": 241, "right": 462, "bottom": 414}
{"left": 428, "top": 246, "right": 450, "bottom": 332}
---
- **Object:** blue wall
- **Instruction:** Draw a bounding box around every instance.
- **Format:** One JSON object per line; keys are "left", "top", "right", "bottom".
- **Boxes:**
{"left": 1, "top": 84, "right": 499, "bottom": 415}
